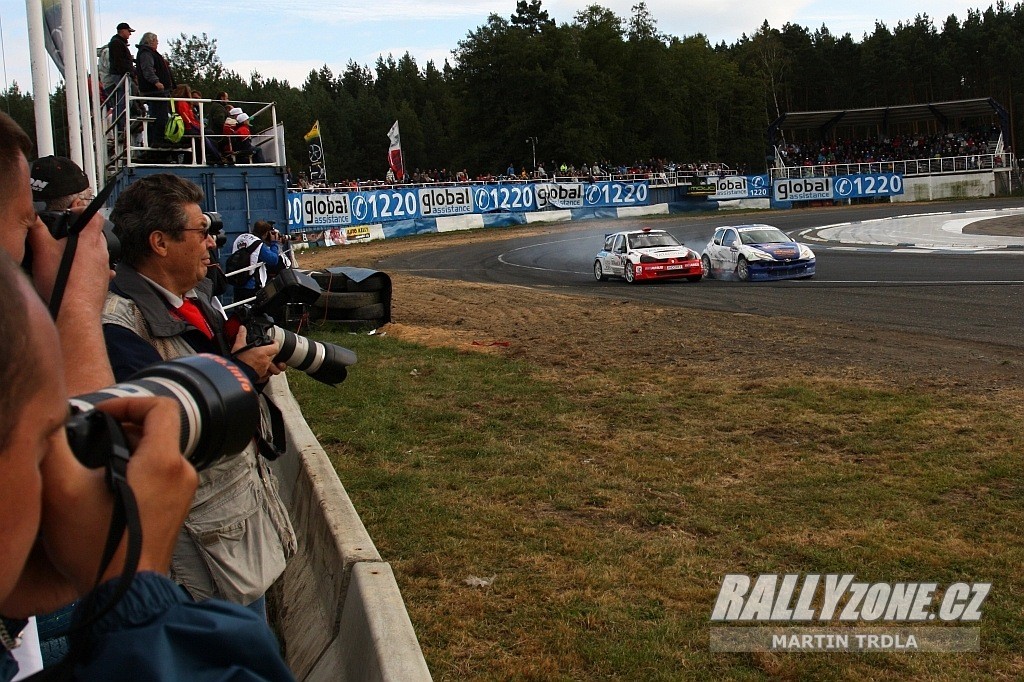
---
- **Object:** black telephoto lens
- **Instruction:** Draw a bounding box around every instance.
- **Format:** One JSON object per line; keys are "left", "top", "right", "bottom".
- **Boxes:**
{"left": 67, "top": 354, "right": 259, "bottom": 471}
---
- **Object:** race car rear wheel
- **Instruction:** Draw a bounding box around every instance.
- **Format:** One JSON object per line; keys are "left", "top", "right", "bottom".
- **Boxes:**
{"left": 736, "top": 256, "right": 750, "bottom": 282}
{"left": 594, "top": 260, "right": 607, "bottom": 281}
{"left": 700, "top": 255, "right": 712, "bottom": 279}
{"left": 624, "top": 262, "right": 636, "bottom": 284}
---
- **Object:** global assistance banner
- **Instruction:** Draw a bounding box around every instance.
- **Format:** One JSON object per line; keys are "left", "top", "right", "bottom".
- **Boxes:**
{"left": 711, "top": 175, "right": 771, "bottom": 200}
{"left": 772, "top": 174, "right": 904, "bottom": 202}
{"left": 287, "top": 180, "right": 651, "bottom": 229}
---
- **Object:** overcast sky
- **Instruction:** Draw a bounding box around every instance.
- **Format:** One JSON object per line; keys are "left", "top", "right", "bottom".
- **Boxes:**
{"left": 0, "top": 1, "right": 998, "bottom": 95}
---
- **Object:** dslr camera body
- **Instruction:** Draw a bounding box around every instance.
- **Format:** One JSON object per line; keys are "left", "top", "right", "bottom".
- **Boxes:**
{"left": 231, "top": 269, "right": 357, "bottom": 386}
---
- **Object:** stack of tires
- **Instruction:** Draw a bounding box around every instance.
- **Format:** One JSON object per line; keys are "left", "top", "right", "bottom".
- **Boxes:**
{"left": 304, "top": 266, "right": 392, "bottom": 331}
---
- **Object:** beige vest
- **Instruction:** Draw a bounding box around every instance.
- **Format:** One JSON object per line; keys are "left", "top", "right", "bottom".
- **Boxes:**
{"left": 103, "top": 292, "right": 296, "bottom": 604}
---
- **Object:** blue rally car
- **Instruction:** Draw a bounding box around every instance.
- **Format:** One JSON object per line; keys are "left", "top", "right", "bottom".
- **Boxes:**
{"left": 700, "top": 224, "right": 815, "bottom": 282}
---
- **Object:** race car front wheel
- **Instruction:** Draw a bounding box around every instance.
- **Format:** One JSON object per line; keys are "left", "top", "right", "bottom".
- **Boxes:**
{"left": 594, "top": 261, "right": 607, "bottom": 281}
{"left": 701, "top": 255, "right": 712, "bottom": 279}
{"left": 624, "top": 262, "right": 636, "bottom": 284}
{"left": 736, "top": 256, "right": 750, "bottom": 282}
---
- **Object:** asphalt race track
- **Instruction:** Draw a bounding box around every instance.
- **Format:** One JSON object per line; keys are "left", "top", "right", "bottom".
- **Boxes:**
{"left": 376, "top": 198, "right": 1024, "bottom": 349}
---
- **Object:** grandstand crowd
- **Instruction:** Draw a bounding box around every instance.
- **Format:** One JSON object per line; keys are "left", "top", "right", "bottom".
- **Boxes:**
{"left": 290, "top": 158, "right": 738, "bottom": 189}
{"left": 778, "top": 127, "right": 1003, "bottom": 168}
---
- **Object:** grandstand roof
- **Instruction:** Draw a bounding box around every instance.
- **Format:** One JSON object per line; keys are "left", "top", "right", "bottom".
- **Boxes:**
{"left": 768, "top": 98, "right": 1008, "bottom": 139}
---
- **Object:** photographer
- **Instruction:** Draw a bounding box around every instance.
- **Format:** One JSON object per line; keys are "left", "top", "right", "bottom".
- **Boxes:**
{"left": 30, "top": 155, "right": 93, "bottom": 211}
{"left": 0, "top": 251, "right": 292, "bottom": 681}
{"left": 104, "top": 174, "right": 295, "bottom": 615}
{"left": 230, "top": 220, "right": 289, "bottom": 303}
{"left": 0, "top": 113, "right": 113, "bottom": 396}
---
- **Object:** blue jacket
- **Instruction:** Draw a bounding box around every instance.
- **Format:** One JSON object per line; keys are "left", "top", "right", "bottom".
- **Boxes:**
{"left": 238, "top": 242, "right": 283, "bottom": 292}
{"left": 2, "top": 573, "right": 293, "bottom": 681}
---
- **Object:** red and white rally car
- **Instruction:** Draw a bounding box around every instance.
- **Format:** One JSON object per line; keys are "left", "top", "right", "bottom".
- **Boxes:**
{"left": 594, "top": 228, "right": 703, "bottom": 283}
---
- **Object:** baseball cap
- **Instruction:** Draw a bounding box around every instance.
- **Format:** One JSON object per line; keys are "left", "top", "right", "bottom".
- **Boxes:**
{"left": 30, "top": 155, "right": 90, "bottom": 203}
{"left": 117, "top": 22, "right": 134, "bottom": 32}
{"left": 236, "top": 113, "right": 249, "bottom": 124}
{"left": 228, "top": 107, "right": 243, "bottom": 117}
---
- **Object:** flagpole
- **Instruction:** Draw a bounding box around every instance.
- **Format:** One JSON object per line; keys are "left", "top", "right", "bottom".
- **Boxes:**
{"left": 72, "top": 0, "right": 97, "bottom": 188}
{"left": 26, "top": 0, "right": 55, "bottom": 155}
{"left": 60, "top": 0, "right": 84, "bottom": 165}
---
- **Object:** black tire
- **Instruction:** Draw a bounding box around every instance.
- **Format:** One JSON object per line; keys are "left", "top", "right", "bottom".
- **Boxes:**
{"left": 309, "top": 318, "right": 385, "bottom": 332}
{"left": 624, "top": 262, "right": 636, "bottom": 284}
{"left": 311, "top": 302, "right": 385, "bottom": 320}
{"left": 736, "top": 256, "right": 751, "bottom": 282}
{"left": 594, "top": 260, "right": 607, "bottom": 281}
{"left": 315, "top": 291, "right": 381, "bottom": 310}
{"left": 311, "top": 269, "right": 388, "bottom": 292}
{"left": 347, "top": 275, "right": 388, "bottom": 292}
{"left": 701, "top": 255, "right": 712, "bottom": 279}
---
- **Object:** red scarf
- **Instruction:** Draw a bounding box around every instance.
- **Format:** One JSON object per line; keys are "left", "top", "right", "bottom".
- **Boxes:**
{"left": 172, "top": 297, "right": 213, "bottom": 339}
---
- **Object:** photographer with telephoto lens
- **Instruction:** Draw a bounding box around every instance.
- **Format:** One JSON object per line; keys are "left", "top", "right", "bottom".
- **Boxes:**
{"left": 229, "top": 220, "right": 290, "bottom": 304}
{"left": 104, "top": 174, "right": 295, "bottom": 617}
{"left": 0, "top": 114, "right": 114, "bottom": 396}
{"left": 0, "top": 250, "right": 292, "bottom": 681}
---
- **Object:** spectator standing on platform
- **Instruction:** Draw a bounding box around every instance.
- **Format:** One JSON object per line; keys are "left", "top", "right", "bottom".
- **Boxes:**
{"left": 106, "top": 22, "right": 136, "bottom": 129}
{"left": 136, "top": 32, "right": 174, "bottom": 145}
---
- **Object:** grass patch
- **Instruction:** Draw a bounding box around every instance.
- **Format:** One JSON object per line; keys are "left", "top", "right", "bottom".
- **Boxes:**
{"left": 289, "top": 331, "right": 1024, "bottom": 680}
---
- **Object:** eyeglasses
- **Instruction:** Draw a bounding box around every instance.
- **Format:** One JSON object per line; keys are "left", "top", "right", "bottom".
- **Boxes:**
{"left": 180, "top": 227, "right": 214, "bottom": 238}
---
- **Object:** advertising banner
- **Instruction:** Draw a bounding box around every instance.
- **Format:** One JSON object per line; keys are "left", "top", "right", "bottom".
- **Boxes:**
{"left": 583, "top": 181, "right": 650, "bottom": 208}
{"left": 287, "top": 179, "right": 655, "bottom": 230}
{"left": 712, "top": 175, "right": 770, "bottom": 199}
{"left": 304, "top": 121, "right": 327, "bottom": 182}
{"left": 535, "top": 182, "right": 585, "bottom": 209}
{"left": 473, "top": 184, "right": 538, "bottom": 212}
{"left": 774, "top": 174, "right": 904, "bottom": 202}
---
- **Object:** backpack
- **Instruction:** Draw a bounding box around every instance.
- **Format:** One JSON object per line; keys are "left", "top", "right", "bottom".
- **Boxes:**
{"left": 165, "top": 99, "right": 185, "bottom": 143}
{"left": 225, "top": 238, "right": 264, "bottom": 287}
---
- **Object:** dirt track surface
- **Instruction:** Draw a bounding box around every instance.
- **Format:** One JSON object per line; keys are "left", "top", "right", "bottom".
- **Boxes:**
{"left": 297, "top": 227, "right": 1024, "bottom": 393}
{"left": 963, "top": 214, "right": 1024, "bottom": 236}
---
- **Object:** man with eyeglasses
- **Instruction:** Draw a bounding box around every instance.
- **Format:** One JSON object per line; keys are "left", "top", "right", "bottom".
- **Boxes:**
{"left": 104, "top": 173, "right": 296, "bottom": 618}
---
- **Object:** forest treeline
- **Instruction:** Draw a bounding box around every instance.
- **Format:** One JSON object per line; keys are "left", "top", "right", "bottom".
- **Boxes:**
{"left": 2, "top": 0, "right": 1022, "bottom": 181}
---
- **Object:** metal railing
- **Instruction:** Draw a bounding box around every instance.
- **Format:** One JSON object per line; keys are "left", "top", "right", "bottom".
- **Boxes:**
{"left": 295, "top": 168, "right": 738, "bottom": 193}
{"left": 100, "top": 78, "right": 282, "bottom": 174}
{"left": 770, "top": 152, "right": 1015, "bottom": 181}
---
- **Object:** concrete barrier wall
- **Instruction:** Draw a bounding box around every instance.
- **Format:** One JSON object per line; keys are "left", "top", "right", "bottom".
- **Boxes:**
{"left": 893, "top": 172, "right": 997, "bottom": 202}
{"left": 266, "top": 375, "right": 432, "bottom": 681}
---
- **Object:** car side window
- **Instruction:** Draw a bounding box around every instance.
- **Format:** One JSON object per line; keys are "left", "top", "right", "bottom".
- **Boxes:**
{"left": 613, "top": 235, "right": 625, "bottom": 253}
{"left": 713, "top": 229, "right": 724, "bottom": 246}
{"left": 604, "top": 235, "right": 614, "bottom": 251}
{"left": 723, "top": 230, "right": 737, "bottom": 247}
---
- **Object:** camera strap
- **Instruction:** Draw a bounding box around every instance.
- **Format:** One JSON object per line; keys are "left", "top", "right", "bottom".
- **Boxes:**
{"left": 47, "top": 183, "right": 116, "bottom": 320}
{"left": 254, "top": 394, "right": 287, "bottom": 461}
{"left": 46, "top": 230, "right": 79, "bottom": 320}
{"left": 25, "top": 413, "right": 142, "bottom": 681}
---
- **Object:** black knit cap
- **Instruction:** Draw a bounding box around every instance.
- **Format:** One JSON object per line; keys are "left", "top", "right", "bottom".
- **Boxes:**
{"left": 30, "top": 155, "right": 89, "bottom": 203}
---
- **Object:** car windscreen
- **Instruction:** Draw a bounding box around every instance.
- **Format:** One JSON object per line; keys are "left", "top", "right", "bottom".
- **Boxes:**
{"left": 629, "top": 233, "right": 680, "bottom": 249}
{"left": 739, "top": 228, "right": 790, "bottom": 245}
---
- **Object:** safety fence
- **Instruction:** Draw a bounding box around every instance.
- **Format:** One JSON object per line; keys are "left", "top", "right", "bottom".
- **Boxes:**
{"left": 266, "top": 374, "right": 432, "bottom": 681}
